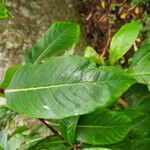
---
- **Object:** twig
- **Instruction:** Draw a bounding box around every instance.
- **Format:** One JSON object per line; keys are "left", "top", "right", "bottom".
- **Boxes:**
{"left": 101, "top": 24, "right": 111, "bottom": 58}
{"left": 118, "top": 98, "right": 128, "bottom": 108}
{"left": 39, "top": 119, "right": 59, "bottom": 136}
{"left": 72, "top": 142, "right": 83, "bottom": 150}
{"left": 0, "top": 88, "right": 4, "bottom": 95}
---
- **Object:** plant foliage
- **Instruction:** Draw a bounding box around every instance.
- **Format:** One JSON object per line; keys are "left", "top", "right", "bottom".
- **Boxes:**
{"left": 0, "top": 21, "right": 149, "bottom": 149}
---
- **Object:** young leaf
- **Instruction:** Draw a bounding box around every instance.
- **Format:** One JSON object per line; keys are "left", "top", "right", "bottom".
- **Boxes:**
{"left": 0, "top": 65, "right": 21, "bottom": 89}
{"left": 22, "top": 22, "right": 80, "bottom": 64}
{"left": 0, "top": 3, "right": 11, "bottom": 19}
{"left": 5, "top": 56, "right": 134, "bottom": 119}
{"left": 0, "top": 127, "right": 8, "bottom": 150}
{"left": 109, "top": 21, "right": 141, "bottom": 65}
{"left": 59, "top": 116, "right": 78, "bottom": 145}
{"left": 84, "top": 46, "right": 105, "bottom": 65}
{"left": 76, "top": 109, "right": 132, "bottom": 145}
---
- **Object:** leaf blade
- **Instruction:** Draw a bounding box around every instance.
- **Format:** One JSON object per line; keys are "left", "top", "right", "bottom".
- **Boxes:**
{"left": 76, "top": 109, "right": 132, "bottom": 145}
{"left": 59, "top": 116, "right": 78, "bottom": 145}
{"left": 23, "top": 22, "right": 80, "bottom": 64}
{"left": 6, "top": 56, "right": 134, "bottom": 119}
{"left": 109, "top": 21, "right": 141, "bottom": 65}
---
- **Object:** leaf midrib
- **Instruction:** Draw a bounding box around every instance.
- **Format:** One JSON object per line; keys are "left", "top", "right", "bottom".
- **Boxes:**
{"left": 34, "top": 26, "right": 72, "bottom": 64}
{"left": 5, "top": 79, "right": 129, "bottom": 93}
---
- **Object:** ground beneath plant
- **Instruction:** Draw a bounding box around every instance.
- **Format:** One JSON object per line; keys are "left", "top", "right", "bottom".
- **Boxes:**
{"left": 76, "top": 0, "right": 149, "bottom": 65}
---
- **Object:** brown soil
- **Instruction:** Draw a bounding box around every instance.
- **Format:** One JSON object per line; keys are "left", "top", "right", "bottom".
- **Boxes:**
{"left": 76, "top": 0, "right": 146, "bottom": 64}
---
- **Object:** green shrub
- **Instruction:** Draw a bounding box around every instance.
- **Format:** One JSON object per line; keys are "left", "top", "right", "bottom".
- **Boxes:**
{"left": 0, "top": 20, "right": 149, "bottom": 149}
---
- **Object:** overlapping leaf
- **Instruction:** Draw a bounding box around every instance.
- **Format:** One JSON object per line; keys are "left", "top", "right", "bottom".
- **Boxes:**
{"left": 27, "top": 137, "right": 69, "bottom": 150}
{"left": 129, "top": 44, "right": 150, "bottom": 90}
{"left": 76, "top": 109, "right": 132, "bottom": 145}
{"left": 23, "top": 22, "right": 80, "bottom": 64}
{"left": 59, "top": 116, "right": 78, "bottom": 145}
{"left": 6, "top": 56, "right": 134, "bottom": 119}
{"left": 0, "top": 127, "right": 8, "bottom": 150}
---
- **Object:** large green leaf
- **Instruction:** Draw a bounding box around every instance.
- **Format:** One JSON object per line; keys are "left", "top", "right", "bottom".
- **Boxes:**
{"left": 76, "top": 109, "right": 132, "bottom": 145}
{"left": 23, "top": 22, "right": 80, "bottom": 64}
{"left": 109, "top": 21, "right": 141, "bottom": 65}
{"left": 0, "top": 3, "right": 10, "bottom": 19}
{"left": 59, "top": 116, "right": 78, "bottom": 145}
{"left": 0, "top": 127, "right": 8, "bottom": 150}
{"left": 5, "top": 56, "right": 134, "bottom": 119}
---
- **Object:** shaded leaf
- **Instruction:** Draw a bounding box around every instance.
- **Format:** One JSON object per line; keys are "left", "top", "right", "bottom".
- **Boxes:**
{"left": 129, "top": 45, "right": 150, "bottom": 90}
{"left": 109, "top": 21, "right": 141, "bottom": 65}
{"left": 0, "top": 65, "right": 21, "bottom": 89}
{"left": 110, "top": 138, "right": 150, "bottom": 150}
{"left": 8, "top": 134, "right": 44, "bottom": 150}
{"left": 124, "top": 84, "right": 150, "bottom": 114}
{"left": 0, "top": 127, "right": 8, "bottom": 150}
{"left": 59, "top": 116, "right": 78, "bottom": 145}
{"left": 27, "top": 136, "right": 69, "bottom": 150}
{"left": 23, "top": 22, "right": 80, "bottom": 64}
{"left": 0, "top": 106, "right": 13, "bottom": 129}
{"left": 6, "top": 56, "right": 134, "bottom": 119}
{"left": 76, "top": 109, "right": 132, "bottom": 145}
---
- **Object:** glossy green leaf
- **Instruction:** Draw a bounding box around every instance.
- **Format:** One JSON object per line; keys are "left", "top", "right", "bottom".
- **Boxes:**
{"left": 5, "top": 56, "right": 134, "bottom": 119}
{"left": 76, "top": 109, "right": 132, "bottom": 145}
{"left": 59, "top": 116, "right": 78, "bottom": 145}
{"left": 23, "top": 22, "right": 80, "bottom": 64}
{"left": 0, "top": 3, "right": 10, "bottom": 19}
{"left": 0, "top": 127, "right": 8, "bottom": 150}
{"left": 0, "top": 65, "right": 21, "bottom": 89}
{"left": 84, "top": 46, "right": 105, "bottom": 65}
{"left": 109, "top": 21, "right": 141, "bottom": 65}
